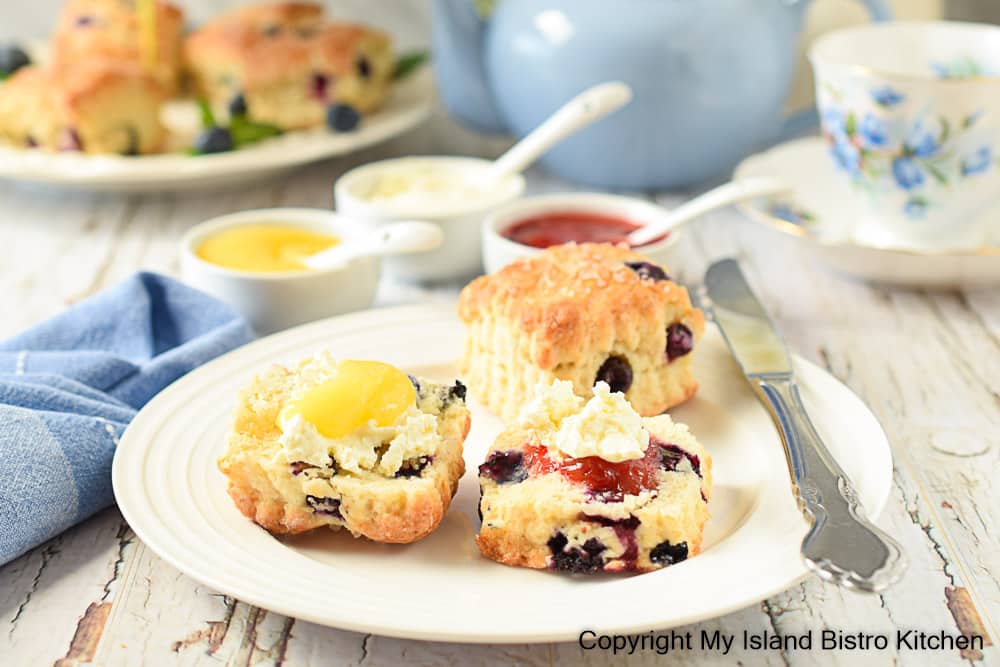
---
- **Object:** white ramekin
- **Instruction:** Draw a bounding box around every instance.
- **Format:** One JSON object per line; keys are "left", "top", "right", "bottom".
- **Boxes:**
{"left": 481, "top": 193, "right": 682, "bottom": 274}
{"left": 179, "top": 208, "right": 380, "bottom": 335}
{"left": 334, "top": 156, "right": 526, "bottom": 283}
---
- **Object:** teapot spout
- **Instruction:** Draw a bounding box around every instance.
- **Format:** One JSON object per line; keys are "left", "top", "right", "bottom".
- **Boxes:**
{"left": 432, "top": 0, "right": 508, "bottom": 134}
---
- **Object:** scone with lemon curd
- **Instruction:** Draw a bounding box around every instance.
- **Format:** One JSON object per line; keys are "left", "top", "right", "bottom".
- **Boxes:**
{"left": 458, "top": 243, "right": 705, "bottom": 422}
{"left": 219, "top": 355, "right": 470, "bottom": 543}
{"left": 477, "top": 380, "right": 711, "bottom": 573}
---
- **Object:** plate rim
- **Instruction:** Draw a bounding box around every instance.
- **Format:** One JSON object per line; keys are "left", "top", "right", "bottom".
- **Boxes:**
{"left": 112, "top": 303, "right": 895, "bottom": 643}
{"left": 0, "top": 68, "right": 434, "bottom": 190}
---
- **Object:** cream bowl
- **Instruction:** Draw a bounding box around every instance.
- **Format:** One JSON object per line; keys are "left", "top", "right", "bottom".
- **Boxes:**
{"left": 334, "top": 156, "right": 526, "bottom": 283}
{"left": 180, "top": 208, "right": 379, "bottom": 335}
{"left": 481, "top": 193, "right": 683, "bottom": 274}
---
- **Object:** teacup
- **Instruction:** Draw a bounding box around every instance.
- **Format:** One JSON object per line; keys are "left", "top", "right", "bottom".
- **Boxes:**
{"left": 810, "top": 21, "right": 1000, "bottom": 250}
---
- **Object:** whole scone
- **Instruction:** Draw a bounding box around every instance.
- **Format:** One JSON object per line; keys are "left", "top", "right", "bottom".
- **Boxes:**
{"left": 51, "top": 0, "right": 185, "bottom": 95}
{"left": 184, "top": 2, "right": 394, "bottom": 130}
{"left": 0, "top": 63, "right": 166, "bottom": 154}
{"left": 477, "top": 380, "right": 712, "bottom": 573}
{"left": 458, "top": 243, "right": 705, "bottom": 421}
{"left": 218, "top": 354, "right": 470, "bottom": 543}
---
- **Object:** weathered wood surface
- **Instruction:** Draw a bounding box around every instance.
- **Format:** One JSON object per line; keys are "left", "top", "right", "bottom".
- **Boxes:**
{"left": 1, "top": 3, "right": 998, "bottom": 664}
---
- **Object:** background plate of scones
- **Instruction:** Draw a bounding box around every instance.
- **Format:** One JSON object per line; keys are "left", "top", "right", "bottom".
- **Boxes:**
{"left": 113, "top": 246, "right": 894, "bottom": 642}
{"left": 0, "top": 2, "right": 432, "bottom": 192}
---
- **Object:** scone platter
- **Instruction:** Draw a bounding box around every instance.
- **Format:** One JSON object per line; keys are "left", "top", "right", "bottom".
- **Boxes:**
{"left": 0, "top": 2, "right": 432, "bottom": 191}
{"left": 112, "top": 245, "right": 894, "bottom": 642}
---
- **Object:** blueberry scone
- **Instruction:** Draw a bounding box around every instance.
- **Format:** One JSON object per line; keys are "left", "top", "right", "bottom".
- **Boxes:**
{"left": 458, "top": 243, "right": 705, "bottom": 422}
{"left": 51, "top": 0, "right": 186, "bottom": 95}
{"left": 0, "top": 63, "right": 166, "bottom": 154}
{"left": 477, "top": 380, "right": 711, "bottom": 573}
{"left": 218, "top": 355, "right": 470, "bottom": 543}
{"left": 184, "top": 2, "right": 394, "bottom": 130}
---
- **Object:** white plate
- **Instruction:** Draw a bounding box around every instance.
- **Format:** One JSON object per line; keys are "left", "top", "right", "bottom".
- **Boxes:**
{"left": 0, "top": 68, "right": 433, "bottom": 193}
{"left": 735, "top": 137, "right": 1000, "bottom": 289}
{"left": 112, "top": 305, "right": 893, "bottom": 643}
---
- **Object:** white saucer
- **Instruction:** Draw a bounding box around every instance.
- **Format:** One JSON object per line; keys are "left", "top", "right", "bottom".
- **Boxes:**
{"left": 112, "top": 305, "right": 893, "bottom": 643}
{"left": 0, "top": 68, "right": 433, "bottom": 193}
{"left": 734, "top": 137, "right": 1000, "bottom": 289}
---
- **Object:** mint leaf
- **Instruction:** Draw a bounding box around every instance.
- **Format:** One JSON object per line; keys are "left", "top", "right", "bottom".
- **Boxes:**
{"left": 197, "top": 98, "right": 216, "bottom": 128}
{"left": 229, "top": 115, "right": 282, "bottom": 147}
{"left": 393, "top": 51, "right": 429, "bottom": 80}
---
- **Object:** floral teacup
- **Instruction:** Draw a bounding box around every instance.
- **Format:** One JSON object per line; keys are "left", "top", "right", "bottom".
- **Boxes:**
{"left": 810, "top": 21, "right": 1000, "bottom": 250}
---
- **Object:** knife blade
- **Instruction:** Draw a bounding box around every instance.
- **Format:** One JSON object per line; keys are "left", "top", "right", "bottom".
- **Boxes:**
{"left": 704, "top": 258, "right": 906, "bottom": 593}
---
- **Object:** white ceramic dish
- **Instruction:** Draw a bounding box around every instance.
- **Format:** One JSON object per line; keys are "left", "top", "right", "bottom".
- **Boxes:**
{"left": 335, "top": 156, "right": 525, "bottom": 282}
{"left": 734, "top": 137, "right": 1000, "bottom": 289}
{"left": 481, "top": 193, "right": 682, "bottom": 274}
{"left": 0, "top": 68, "right": 433, "bottom": 193}
{"left": 112, "top": 305, "right": 893, "bottom": 643}
{"left": 179, "top": 208, "right": 379, "bottom": 336}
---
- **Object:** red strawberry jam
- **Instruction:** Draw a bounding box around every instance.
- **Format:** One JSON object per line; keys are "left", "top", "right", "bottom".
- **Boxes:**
{"left": 523, "top": 442, "right": 661, "bottom": 496}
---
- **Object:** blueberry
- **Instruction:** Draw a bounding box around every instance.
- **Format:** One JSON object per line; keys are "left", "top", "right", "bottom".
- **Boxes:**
{"left": 296, "top": 26, "right": 319, "bottom": 39}
{"left": 655, "top": 440, "right": 702, "bottom": 477}
{"left": 448, "top": 380, "right": 467, "bottom": 402}
{"left": 228, "top": 93, "right": 247, "bottom": 117}
{"left": 24, "top": 135, "right": 37, "bottom": 148}
{"left": 395, "top": 455, "right": 432, "bottom": 478}
{"left": 666, "top": 323, "right": 693, "bottom": 361}
{"left": 305, "top": 495, "right": 343, "bottom": 519}
{"left": 263, "top": 24, "right": 282, "bottom": 38}
{"left": 194, "top": 126, "right": 233, "bottom": 153}
{"left": 548, "top": 532, "right": 606, "bottom": 573}
{"left": 310, "top": 73, "right": 330, "bottom": 100}
{"left": 649, "top": 540, "right": 688, "bottom": 566}
{"left": 326, "top": 104, "right": 360, "bottom": 132}
{"left": 478, "top": 450, "right": 527, "bottom": 484}
{"left": 595, "top": 356, "right": 633, "bottom": 393}
{"left": 75, "top": 15, "right": 95, "bottom": 27}
{"left": 289, "top": 461, "right": 313, "bottom": 476}
{"left": 356, "top": 56, "right": 372, "bottom": 79}
{"left": 625, "top": 261, "right": 669, "bottom": 282}
{"left": 0, "top": 45, "right": 30, "bottom": 78}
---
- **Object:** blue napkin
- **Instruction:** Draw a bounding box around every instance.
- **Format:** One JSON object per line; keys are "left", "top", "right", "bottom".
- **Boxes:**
{"left": 0, "top": 272, "right": 254, "bottom": 565}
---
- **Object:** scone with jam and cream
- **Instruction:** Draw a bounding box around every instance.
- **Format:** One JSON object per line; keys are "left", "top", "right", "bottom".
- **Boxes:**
{"left": 458, "top": 243, "right": 705, "bottom": 423}
{"left": 477, "top": 380, "right": 711, "bottom": 573}
{"left": 218, "top": 354, "right": 470, "bottom": 543}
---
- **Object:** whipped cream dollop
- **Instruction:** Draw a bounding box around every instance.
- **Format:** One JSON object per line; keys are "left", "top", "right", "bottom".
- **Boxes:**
{"left": 278, "top": 405, "right": 439, "bottom": 476}
{"left": 518, "top": 380, "right": 649, "bottom": 462}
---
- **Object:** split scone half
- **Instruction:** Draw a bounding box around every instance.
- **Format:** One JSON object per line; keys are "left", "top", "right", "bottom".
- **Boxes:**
{"left": 477, "top": 380, "right": 711, "bottom": 573}
{"left": 50, "top": 0, "right": 186, "bottom": 95}
{"left": 458, "top": 243, "right": 705, "bottom": 422}
{"left": 0, "top": 63, "right": 166, "bottom": 154}
{"left": 184, "top": 2, "right": 394, "bottom": 130}
{"left": 219, "top": 354, "right": 470, "bottom": 543}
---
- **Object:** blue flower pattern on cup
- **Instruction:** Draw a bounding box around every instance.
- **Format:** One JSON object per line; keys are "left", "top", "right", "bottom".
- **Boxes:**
{"left": 819, "top": 80, "right": 995, "bottom": 218}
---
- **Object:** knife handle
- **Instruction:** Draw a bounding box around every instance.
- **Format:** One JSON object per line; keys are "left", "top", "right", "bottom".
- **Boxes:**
{"left": 754, "top": 376, "right": 907, "bottom": 592}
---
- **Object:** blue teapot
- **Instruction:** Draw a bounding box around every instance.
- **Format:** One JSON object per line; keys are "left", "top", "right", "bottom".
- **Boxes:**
{"left": 433, "top": 0, "right": 891, "bottom": 189}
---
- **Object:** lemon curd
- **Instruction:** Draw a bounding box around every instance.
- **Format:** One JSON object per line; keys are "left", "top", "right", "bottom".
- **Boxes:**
{"left": 281, "top": 360, "right": 416, "bottom": 439}
{"left": 196, "top": 225, "right": 339, "bottom": 273}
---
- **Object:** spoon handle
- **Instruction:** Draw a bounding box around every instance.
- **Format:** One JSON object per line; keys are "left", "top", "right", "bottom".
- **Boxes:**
{"left": 627, "top": 177, "right": 790, "bottom": 247}
{"left": 483, "top": 82, "right": 633, "bottom": 185}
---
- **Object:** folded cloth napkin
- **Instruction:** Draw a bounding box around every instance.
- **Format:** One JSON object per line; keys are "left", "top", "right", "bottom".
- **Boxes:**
{"left": 0, "top": 272, "right": 253, "bottom": 565}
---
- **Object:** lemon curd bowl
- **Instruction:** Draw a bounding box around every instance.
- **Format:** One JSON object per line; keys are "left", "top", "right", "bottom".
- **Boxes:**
{"left": 180, "top": 208, "right": 380, "bottom": 335}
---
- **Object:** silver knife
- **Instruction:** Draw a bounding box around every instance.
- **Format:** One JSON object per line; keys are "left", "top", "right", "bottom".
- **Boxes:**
{"left": 704, "top": 258, "right": 906, "bottom": 593}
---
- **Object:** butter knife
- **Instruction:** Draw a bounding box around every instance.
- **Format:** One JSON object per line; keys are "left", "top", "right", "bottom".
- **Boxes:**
{"left": 704, "top": 258, "right": 906, "bottom": 593}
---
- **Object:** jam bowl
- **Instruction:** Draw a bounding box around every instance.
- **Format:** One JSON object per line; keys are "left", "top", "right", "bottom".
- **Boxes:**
{"left": 481, "top": 193, "right": 681, "bottom": 274}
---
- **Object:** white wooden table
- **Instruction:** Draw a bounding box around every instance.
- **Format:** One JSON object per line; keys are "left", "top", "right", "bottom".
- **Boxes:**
{"left": 1, "top": 104, "right": 997, "bottom": 666}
